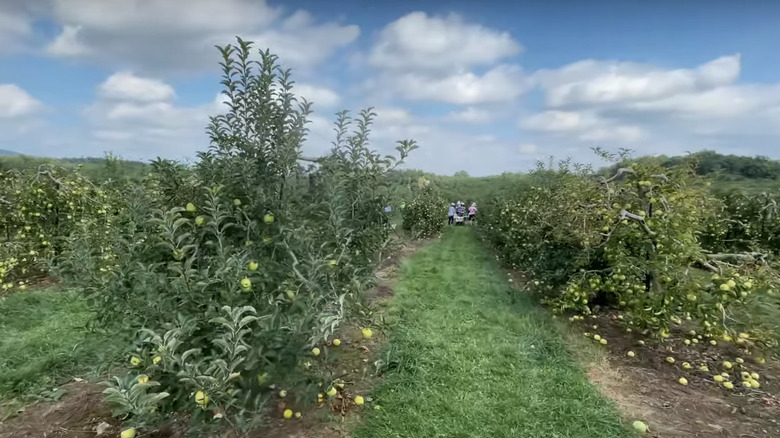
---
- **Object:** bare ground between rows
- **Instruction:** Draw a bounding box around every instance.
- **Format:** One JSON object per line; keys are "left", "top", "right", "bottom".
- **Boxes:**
{"left": 504, "top": 270, "right": 780, "bottom": 438}
{"left": 0, "top": 276, "right": 63, "bottom": 297}
{"left": 583, "top": 313, "right": 780, "bottom": 438}
{"left": 0, "top": 381, "right": 119, "bottom": 438}
{"left": 0, "top": 236, "right": 434, "bottom": 438}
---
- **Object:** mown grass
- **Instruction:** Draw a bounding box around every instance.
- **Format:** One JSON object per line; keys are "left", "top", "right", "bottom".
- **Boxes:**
{"left": 0, "top": 288, "right": 118, "bottom": 403}
{"left": 355, "top": 228, "right": 632, "bottom": 438}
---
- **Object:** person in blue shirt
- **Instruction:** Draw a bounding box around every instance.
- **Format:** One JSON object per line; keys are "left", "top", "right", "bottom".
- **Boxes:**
{"left": 447, "top": 203, "right": 455, "bottom": 225}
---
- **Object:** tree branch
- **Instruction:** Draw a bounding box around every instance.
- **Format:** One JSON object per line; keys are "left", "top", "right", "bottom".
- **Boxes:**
{"left": 35, "top": 168, "right": 71, "bottom": 190}
{"left": 658, "top": 194, "right": 670, "bottom": 211}
{"left": 602, "top": 167, "right": 636, "bottom": 184}
{"left": 705, "top": 252, "right": 768, "bottom": 264}
{"left": 619, "top": 209, "right": 656, "bottom": 236}
{"left": 287, "top": 247, "right": 315, "bottom": 289}
{"left": 694, "top": 260, "right": 720, "bottom": 273}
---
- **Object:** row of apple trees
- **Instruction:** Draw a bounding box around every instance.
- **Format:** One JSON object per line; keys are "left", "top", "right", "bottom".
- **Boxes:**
{"left": 401, "top": 177, "right": 446, "bottom": 238}
{"left": 3, "top": 39, "right": 416, "bottom": 434}
{"left": 481, "top": 149, "right": 779, "bottom": 351}
{"left": 0, "top": 164, "right": 120, "bottom": 293}
{"left": 703, "top": 190, "right": 780, "bottom": 255}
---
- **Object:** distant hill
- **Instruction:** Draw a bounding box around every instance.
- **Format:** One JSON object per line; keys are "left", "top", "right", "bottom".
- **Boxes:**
{"left": 0, "top": 149, "right": 19, "bottom": 156}
{"left": 660, "top": 150, "right": 780, "bottom": 180}
{"left": 597, "top": 150, "right": 780, "bottom": 193}
{"left": 0, "top": 153, "right": 149, "bottom": 182}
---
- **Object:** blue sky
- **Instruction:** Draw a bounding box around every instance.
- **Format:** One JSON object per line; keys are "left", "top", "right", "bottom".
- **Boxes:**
{"left": 2, "top": 0, "right": 780, "bottom": 175}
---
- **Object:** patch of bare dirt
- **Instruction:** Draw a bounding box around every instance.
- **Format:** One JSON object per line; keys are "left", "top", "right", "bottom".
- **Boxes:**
{"left": 27, "top": 276, "right": 62, "bottom": 290}
{"left": 0, "top": 381, "right": 119, "bottom": 438}
{"left": 588, "top": 359, "right": 780, "bottom": 437}
{"left": 500, "top": 264, "right": 780, "bottom": 437}
{"left": 375, "top": 238, "right": 432, "bottom": 278}
{"left": 366, "top": 236, "right": 434, "bottom": 301}
{"left": 0, "top": 276, "right": 62, "bottom": 297}
{"left": 578, "top": 312, "right": 780, "bottom": 438}
{"left": 369, "top": 285, "right": 393, "bottom": 300}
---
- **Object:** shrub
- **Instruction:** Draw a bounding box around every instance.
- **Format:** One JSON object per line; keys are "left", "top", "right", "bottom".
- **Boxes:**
{"left": 54, "top": 38, "right": 418, "bottom": 432}
{"left": 402, "top": 180, "right": 446, "bottom": 238}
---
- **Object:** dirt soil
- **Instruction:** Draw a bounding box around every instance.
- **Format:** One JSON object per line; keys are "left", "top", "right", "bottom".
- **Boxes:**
{"left": 0, "top": 276, "right": 61, "bottom": 297}
{"left": 581, "top": 312, "right": 780, "bottom": 438}
{"left": 503, "top": 269, "right": 780, "bottom": 438}
{"left": 0, "top": 381, "right": 120, "bottom": 438}
{"left": 0, "top": 236, "right": 432, "bottom": 438}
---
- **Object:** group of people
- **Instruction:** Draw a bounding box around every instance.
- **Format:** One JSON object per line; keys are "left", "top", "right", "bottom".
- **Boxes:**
{"left": 447, "top": 201, "right": 477, "bottom": 225}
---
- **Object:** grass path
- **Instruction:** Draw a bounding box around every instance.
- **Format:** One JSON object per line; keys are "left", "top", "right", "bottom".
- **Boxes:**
{"left": 355, "top": 228, "right": 632, "bottom": 438}
{"left": 0, "top": 288, "right": 117, "bottom": 412}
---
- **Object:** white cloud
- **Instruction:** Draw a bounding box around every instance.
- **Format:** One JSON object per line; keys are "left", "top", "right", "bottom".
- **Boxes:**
{"left": 51, "top": 0, "right": 278, "bottom": 33}
{"left": 519, "top": 143, "right": 538, "bottom": 154}
{"left": 0, "top": 80, "right": 47, "bottom": 152}
{"left": 0, "top": 84, "right": 42, "bottom": 118}
{"left": 86, "top": 98, "right": 212, "bottom": 158}
{"left": 535, "top": 54, "right": 741, "bottom": 107}
{"left": 521, "top": 110, "right": 598, "bottom": 132}
{"left": 365, "top": 12, "right": 527, "bottom": 106}
{"left": 372, "top": 110, "right": 431, "bottom": 143}
{"left": 372, "top": 119, "right": 524, "bottom": 175}
{"left": 93, "top": 130, "right": 133, "bottom": 142}
{"left": 103, "top": 102, "right": 188, "bottom": 124}
{"left": 369, "top": 11, "right": 522, "bottom": 72}
{"left": 294, "top": 83, "right": 340, "bottom": 108}
{"left": 445, "top": 107, "right": 493, "bottom": 124}
{"left": 523, "top": 54, "right": 780, "bottom": 153}
{"left": 475, "top": 134, "right": 498, "bottom": 143}
{"left": 628, "top": 84, "right": 780, "bottom": 119}
{"left": 80, "top": 72, "right": 221, "bottom": 159}
{"left": 212, "top": 93, "right": 231, "bottom": 115}
{"left": 245, "top": 11, "right": 359, "bottom": 72}
{"left": 579, "top": 126, "right": 644, "bottom": 143}
{"left": 301, "top": 114, "right": 336, "bottom": 156}
{"left": 389, "top": 65, "right": 527, "bottom": 105}
{"left": 42, "top": 0, "right": 359, "bottom": 74}
{"left": 373, "top": 107, "right": 412, "bottom": 125}
{"left": 46, "top": 24, "right": 91, "bottom": 56}
{"left": 520, "top": 110, "right": 644, "bottom": 143}
{"left": 405, "top": 131, "right": 529, "bottom": 175}
{"left": 98, "top": 72, "right": 176, "bottom": 102}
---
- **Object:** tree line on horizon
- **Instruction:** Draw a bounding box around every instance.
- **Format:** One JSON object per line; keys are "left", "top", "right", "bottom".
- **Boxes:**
{"left": 3, "top": 149, "right": 780, "bottom": 189}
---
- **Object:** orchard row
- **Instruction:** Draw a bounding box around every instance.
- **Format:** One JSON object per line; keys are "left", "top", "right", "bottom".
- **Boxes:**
{"left": 481, "top": 153, "right": 780, "bottom": 352}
